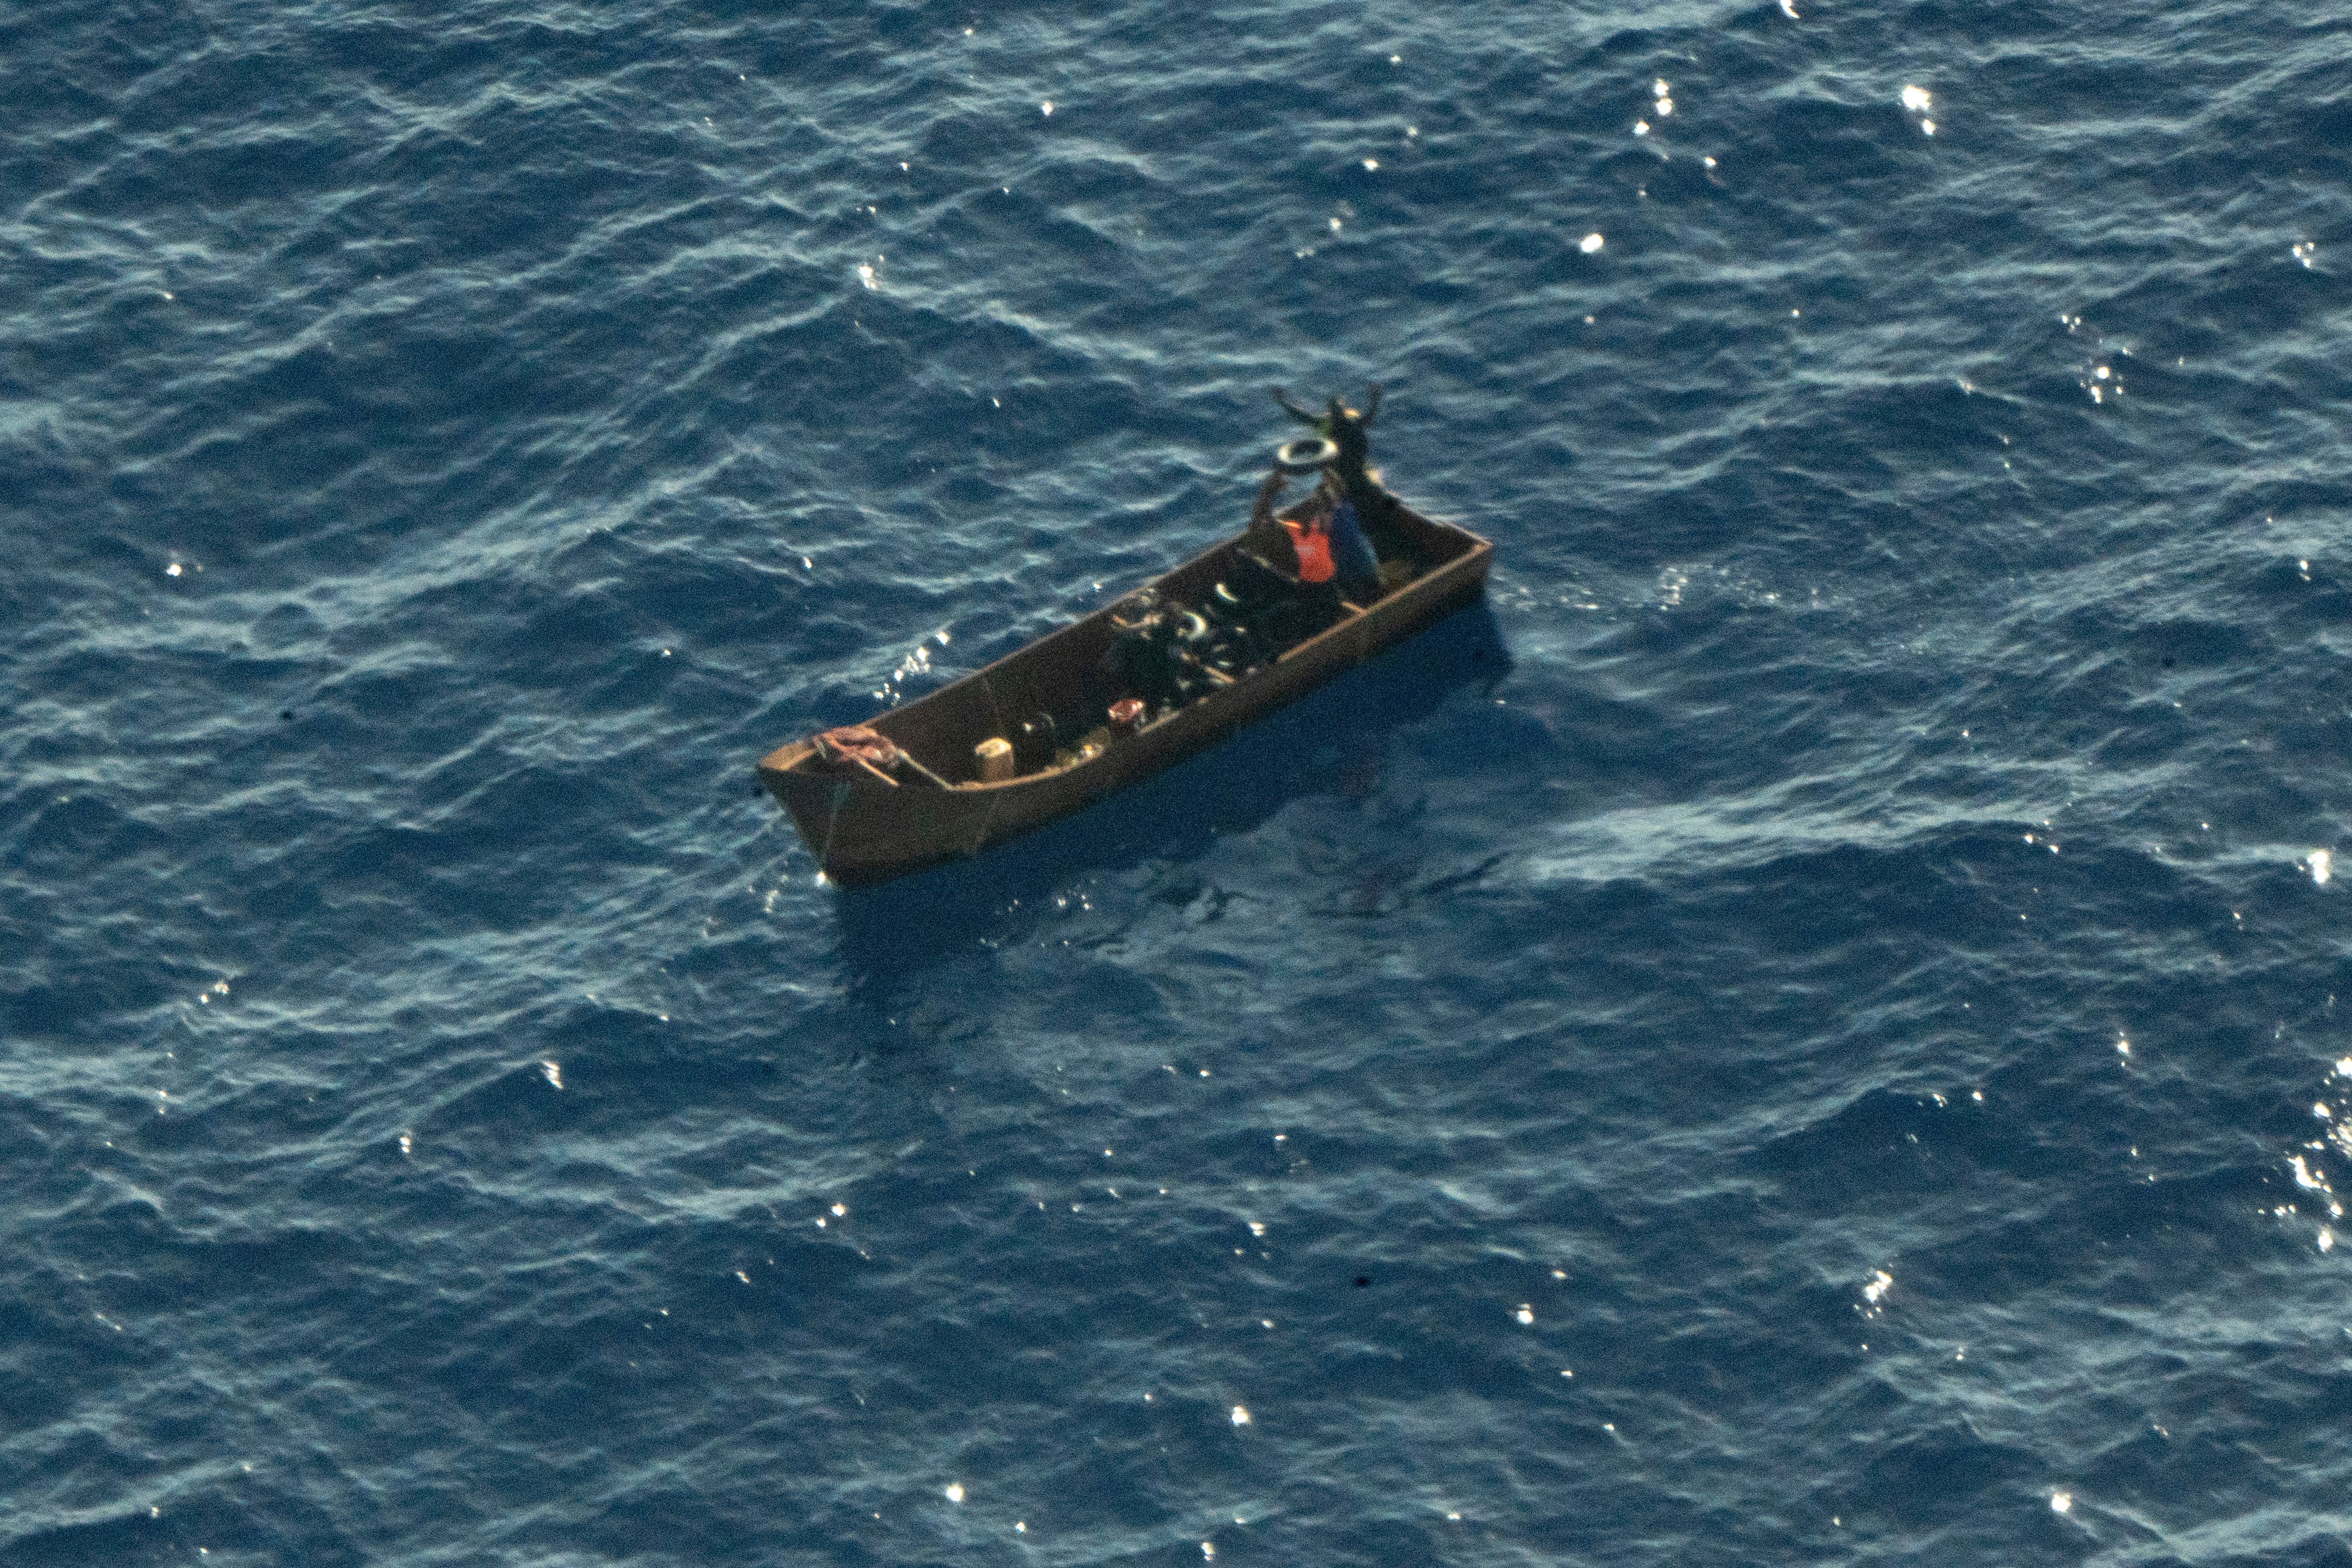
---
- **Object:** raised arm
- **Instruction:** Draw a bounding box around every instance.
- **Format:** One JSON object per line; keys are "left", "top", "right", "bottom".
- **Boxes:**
{"left": 1249, "top": 468, "right": 1289, "bottom": 530}
{"left": 1270, "top": 386, "right": 1323, "bottom": 428}
{"left": 1242, "top": 468, "right": 1299, "bottom": 576}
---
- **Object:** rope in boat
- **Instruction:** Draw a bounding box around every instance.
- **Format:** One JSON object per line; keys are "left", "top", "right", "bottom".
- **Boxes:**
{"left": 812, "top": 723, "right": 953, "bottom": 789}
{"left": 815, "top": 724, "right": 900, "bottom": 769}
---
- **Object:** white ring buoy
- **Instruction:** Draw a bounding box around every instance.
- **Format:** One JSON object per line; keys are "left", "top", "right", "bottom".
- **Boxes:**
{"left": 1276, "top": 437, "right": 1339, "bottom": 473}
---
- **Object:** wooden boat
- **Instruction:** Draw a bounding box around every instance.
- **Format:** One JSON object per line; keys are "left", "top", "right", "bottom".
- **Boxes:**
{"left": 757, "top": 494, "right": 1493, "bottom": 887}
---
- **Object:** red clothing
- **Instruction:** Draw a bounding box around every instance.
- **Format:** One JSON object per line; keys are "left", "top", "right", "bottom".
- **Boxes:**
{"left": 1282, "top": 516, "right": 1336, "bottom": 583}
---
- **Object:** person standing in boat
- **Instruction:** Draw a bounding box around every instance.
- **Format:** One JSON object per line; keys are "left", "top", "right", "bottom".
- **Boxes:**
{"left": 1273, "top": 384, "right": 1411, "bottom": 565}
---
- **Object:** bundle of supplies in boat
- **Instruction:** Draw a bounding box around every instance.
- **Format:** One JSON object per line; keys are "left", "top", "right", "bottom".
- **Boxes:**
{"left": 1110, "top": 584, "right": 1253, "bottom": 706}
{"left": 999, "top": 563, "right": 1341, "bottom": 775}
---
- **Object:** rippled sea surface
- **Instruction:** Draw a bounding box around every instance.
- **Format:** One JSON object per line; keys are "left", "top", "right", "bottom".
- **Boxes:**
{"left": 9, "top": 0, "right": 2352, "bottom": 1562}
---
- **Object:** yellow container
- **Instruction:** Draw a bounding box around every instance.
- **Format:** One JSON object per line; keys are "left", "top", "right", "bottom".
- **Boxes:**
{"left": 973, "top": 737, "right": 1015, "bottom": 783}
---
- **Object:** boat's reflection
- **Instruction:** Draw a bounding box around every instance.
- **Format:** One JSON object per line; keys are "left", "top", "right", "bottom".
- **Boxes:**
{"left": 832, "top": 600, "right": 1510, "bottom": 980}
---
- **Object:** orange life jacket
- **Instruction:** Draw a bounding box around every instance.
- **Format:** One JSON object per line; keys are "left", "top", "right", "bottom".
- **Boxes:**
{"left": 1281, "top": 517, "right": 1335, "bottom": 583}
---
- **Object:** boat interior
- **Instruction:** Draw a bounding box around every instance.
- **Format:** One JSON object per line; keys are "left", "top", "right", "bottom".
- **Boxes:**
{"left": 788, "top": 503, "right": 1483, "bottom": 789}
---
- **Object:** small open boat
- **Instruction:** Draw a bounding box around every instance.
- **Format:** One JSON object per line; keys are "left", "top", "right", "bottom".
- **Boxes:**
{"left": 757, "top": 490, "right": 1493, "bottom": 887}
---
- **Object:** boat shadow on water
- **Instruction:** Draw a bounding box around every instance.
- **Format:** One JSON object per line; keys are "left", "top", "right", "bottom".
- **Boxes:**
{"left": 831, "top": 600, "right": 1511, "bottom": 977}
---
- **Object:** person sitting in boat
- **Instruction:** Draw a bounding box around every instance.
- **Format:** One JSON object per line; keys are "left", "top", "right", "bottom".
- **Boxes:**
{"left": 1243, "top": 467, "right": 1383, "bottom": 604}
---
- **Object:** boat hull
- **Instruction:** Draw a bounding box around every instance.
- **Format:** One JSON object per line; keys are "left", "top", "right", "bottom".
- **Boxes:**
{"left": 759, "top": 501, "right": 1492, "bottom": 887}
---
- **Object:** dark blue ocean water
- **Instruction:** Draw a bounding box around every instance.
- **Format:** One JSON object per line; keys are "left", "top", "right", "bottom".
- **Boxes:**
{"left": 8, "top": 0, "right": 2352, "bottom": 1562}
